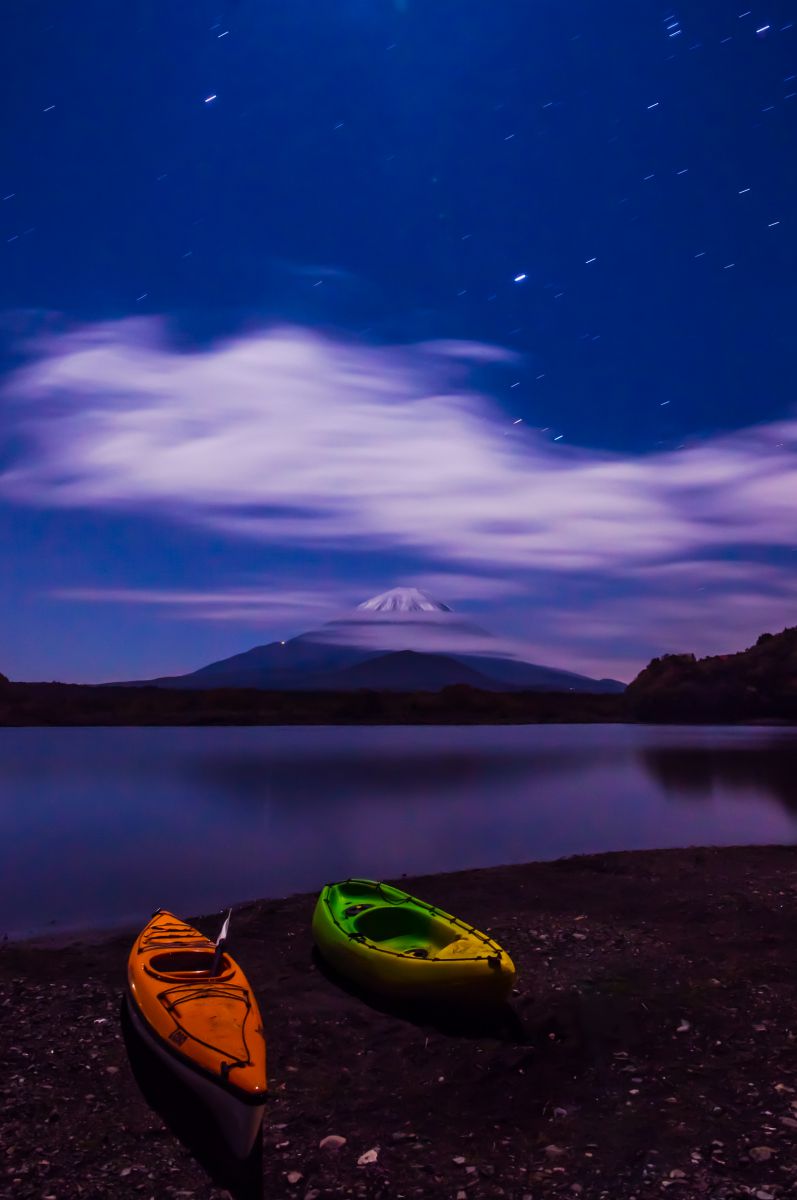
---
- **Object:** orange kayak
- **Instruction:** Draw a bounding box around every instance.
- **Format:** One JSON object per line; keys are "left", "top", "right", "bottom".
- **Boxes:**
{"left": 126, "top": 910, "right": 267, "bottom": 1158}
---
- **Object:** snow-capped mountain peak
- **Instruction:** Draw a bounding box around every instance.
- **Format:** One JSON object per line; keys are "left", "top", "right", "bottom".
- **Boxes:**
{"left": 356, "top": 587, "right": 452, "bottom": 614}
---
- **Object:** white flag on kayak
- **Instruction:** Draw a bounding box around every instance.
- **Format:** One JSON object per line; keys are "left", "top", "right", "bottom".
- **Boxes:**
{"left": 216, "top": 908, "right": 232, "bottom": 946}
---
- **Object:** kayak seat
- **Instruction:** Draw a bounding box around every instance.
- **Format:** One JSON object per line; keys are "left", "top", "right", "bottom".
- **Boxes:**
{"left": 149, "top": 950, "right": 231, "bottom": 977}
{"left": 353, "top": 905, "right": 461, "bottom": 955}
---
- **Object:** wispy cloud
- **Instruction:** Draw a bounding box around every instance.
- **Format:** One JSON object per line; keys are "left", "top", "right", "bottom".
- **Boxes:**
{"left": 51, "top": 586, "right": 336, "bottom": 608}
{"left": 50, "top": 585, "right": 340, "bottom": 624}
{"left": 4, "top": 317, "right": 797, "bottom": 568}
{"left": 2, "top": 317, "right": 797, "bottom": 673}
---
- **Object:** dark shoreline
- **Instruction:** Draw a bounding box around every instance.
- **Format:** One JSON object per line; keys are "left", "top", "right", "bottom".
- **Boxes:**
{"left": 0, "top": 680, "right": 627, "bottom": 726}
{"left": 3, "top": 681, "right": 796, "bottom": 727}
{"left": 4, "top": 845, "right": 797, "bottom": 1198}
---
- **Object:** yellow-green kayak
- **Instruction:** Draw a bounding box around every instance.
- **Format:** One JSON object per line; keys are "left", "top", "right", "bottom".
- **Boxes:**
{"left": 312, "top": 878, "right": 515, "bottom": 1006}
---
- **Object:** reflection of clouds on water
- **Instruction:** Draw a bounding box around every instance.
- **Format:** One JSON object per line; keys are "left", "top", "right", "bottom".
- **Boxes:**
{"left": 190, "top": 744, "right": 607, "bottom": 810}
{"left": 639, "top": 740, "right": 797, "bottom": 814}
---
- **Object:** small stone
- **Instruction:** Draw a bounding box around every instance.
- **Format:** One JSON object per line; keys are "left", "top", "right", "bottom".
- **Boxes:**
{"left": 554, "top": 1106, "right": 568, "bottom": 1117}
{"left": 572, "top": 932, "right": 587, "bottom": 940}
{"left": 545, "top": 1144, "right": 566, "bottom": 1158}
{"left": 755, "top": 1192, "right": 774, "bottom": 1200}
{"left": 120, "top": 1167, "right": 132, "bottom": 1177}
{"left": 304, "top": 1192, "right": 320, "bottom": 1200}
{"left": 676, "top": 1020, "right": 690, "bottom": 1033}
{"left": 782, "top": 1117, "right": 797, "bottom": 1129}
{"left": 669, "top": 1170, "right": 685, "bottom": 1179}
{"left": 319, "top": 1135, "right": 347, "bottom": 1151}
{"left": 105, "top": 1065, "right": 120, "bottom": 1074}
{"left": 457, "top": 1193, "right": 467, "bottom": 1200}
{"left": 287, "top": 1172, "right": 303, "bottom": 1185}
{"left": 749, "top": 1146, "right": 775, "bottom": 1162}
{"left": 357, "top": 1148, "right": 379, "bottom": 1166}
{"left": 452, "top": 1156, "right": 466, "bottom": 1164}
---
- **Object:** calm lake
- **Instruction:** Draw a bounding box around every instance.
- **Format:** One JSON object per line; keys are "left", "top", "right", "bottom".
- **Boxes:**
{"left": 1, "top": 723, "right": 796, "bottom": 938}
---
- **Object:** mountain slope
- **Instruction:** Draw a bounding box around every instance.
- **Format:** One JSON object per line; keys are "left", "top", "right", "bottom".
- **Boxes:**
{"left": 307, "top": 650, "right": 507, "bottom": 692}
{"left": 114, "top": 586, "right": 625, "bottom": 694}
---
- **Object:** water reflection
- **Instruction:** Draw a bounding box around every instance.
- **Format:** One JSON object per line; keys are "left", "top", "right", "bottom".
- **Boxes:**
{"left": 1, "top": 725, "right": 796, "bottom": 937}
{"left": 191, "top": 744, "right": 612, "bottom": 809}
{"left": 640, "top": 739, "right": 797, "bottom": 813}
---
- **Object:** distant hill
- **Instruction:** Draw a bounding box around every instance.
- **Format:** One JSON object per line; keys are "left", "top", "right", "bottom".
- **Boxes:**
{"left": 625, "top": 626, "right": 797, "bottom": 723}
{"left": 113, "top": 586, "right": 625, "bottom": 695}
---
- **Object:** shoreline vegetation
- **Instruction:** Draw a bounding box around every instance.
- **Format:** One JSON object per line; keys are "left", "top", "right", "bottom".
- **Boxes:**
{"left": 4, "top": 845, "right": 797, "bottom": 1198}
{"left": 1, "top": 678, "right": 796, "bottom": 726}
{"left": 0, "top": 679, "right": 626, "bottom": 726}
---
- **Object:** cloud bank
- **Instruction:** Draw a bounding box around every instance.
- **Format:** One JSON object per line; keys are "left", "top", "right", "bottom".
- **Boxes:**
{"left": 2, "top": 317, "right": 796, "bottom": 676}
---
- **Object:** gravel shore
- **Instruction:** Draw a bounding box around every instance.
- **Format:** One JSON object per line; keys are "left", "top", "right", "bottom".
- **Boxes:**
{"left": 3, "top": 845, "right": 797, "bottom": 1199}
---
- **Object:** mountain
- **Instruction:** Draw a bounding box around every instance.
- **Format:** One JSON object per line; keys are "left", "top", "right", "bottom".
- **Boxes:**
{"left": 116, "top": 586, "right": 625, "bottom": 694}
{"left": 625, "top": 626, "right": 797, "bottom": 722}
{"left": 308, "top": 650, "right": 508, "bottom": 692}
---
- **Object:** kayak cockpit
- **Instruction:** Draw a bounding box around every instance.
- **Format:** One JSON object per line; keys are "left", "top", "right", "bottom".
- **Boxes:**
{"left": 147, "top": 950, "right": 233, "bottom": 981}
{"left": 351, "top": 902, "right": 464, "bottom": 958}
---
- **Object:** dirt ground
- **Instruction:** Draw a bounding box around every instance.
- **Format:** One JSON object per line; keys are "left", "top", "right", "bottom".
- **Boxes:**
{"left": 4, "top": 845, "right": 797, "bottom": 1200}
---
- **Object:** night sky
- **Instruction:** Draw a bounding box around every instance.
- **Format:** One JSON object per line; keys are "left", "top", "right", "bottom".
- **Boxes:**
{"left": 2, "top": 1, "right": 797, "bottom": 683}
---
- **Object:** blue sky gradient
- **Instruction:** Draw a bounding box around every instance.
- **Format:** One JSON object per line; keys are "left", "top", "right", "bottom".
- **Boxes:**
{"left": 2, "top": 1, "right": 796, "bottom": 682}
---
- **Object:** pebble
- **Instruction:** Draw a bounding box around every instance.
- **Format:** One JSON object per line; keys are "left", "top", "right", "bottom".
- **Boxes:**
{"left": 749, "top": 1146, "right": 776, "bottom": 1162}
{"left": 545, "top": 1144, "right": 566, "bottom": 1158}
{"left": 452, "top": 1156, "right": 466, "bottom": 1165}
{"left": 319, "top": 1135, "right": 347, "bottom": 1151}
{"left": 676, "top": 1021, "right": 690, "bottom": 1033}
{"left": 357, "top": 1148, "right": 379, "bottom": 1166}
{"left": 782, "top": 1116, "right": 797, "bottom": 1129}
{"left": 287, "top": 1171, "right": 303, "bottom": 1185}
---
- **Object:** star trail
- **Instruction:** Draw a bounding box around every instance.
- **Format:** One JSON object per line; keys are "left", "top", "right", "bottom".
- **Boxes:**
{"left": 1, "top": 0, "right": 796, "bottom": 683}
